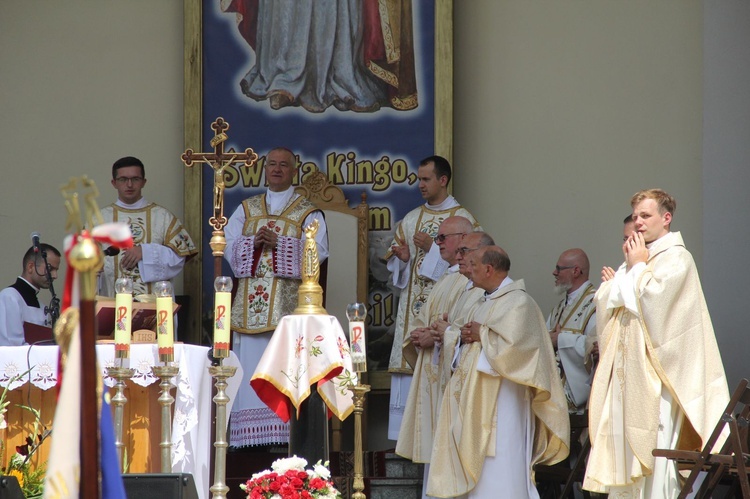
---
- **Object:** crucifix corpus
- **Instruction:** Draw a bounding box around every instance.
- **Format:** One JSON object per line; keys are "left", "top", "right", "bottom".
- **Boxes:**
{"left": 181, "top": 117, "right": 258, "bottom": 272}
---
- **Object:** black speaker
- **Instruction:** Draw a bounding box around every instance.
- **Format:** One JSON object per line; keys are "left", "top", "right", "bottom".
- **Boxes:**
{"left": 123, "top": 473, "right": 199, "bottom": 499}
{"left": 0, "top": 476, "right": 24, "bottom": 499}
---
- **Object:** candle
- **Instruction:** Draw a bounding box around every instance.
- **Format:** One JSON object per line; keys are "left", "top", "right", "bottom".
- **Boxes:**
{"left": 346, "top": 302, "right": 367, "bottom": 373}
{"left": 114, "top": 277, "right": 133, "bottom": 359}
{"left": 154, "top": 280, "right": 174, "bottom": 363}
{"left": 213, "top": 276, "right": 233, "bottom": 358}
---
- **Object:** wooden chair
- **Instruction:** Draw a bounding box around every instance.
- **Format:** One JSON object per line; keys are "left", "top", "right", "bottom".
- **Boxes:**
{"left": 535, "top": 411, "right": 592, "bottom": 499}
{"left": 652, "top": 378, "right": 750, "bottom": 498}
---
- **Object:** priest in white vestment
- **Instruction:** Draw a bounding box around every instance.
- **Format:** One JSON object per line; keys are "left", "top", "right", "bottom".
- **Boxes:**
{"left": 99, "top": 156, "right": 197, "bottom": 298}
{"left": 224, "top": 147, "right": 328, "bottom": 447}
{"left": 428, "top": 246, "right": 569, "bottom": 498}
{"left": 0, "top": 244, "right": 61, "bottom": 346}
{"left": 583, "top": 189, "right": 729, "bottom": 498}
{"left": 384, "top": 155, "right": 480, "bottom": 440}
{"left": 546, "top": 248, "right": 597, "bottom": 412}
{"left": 395, "top": 220, "right": 486, "bottom": 499}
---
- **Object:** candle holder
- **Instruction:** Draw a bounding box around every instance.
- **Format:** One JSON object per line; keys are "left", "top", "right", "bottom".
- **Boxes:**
{"left": 347, "top": 382, "right": 371, "bottom": 499}
{"left": 208, "top": 363, "right": 238, "bottom": 499}
{"left": 151, "top": 364, "right": 180, "bottom": 473}
{"left": 105, "top": 365, "right": 135, "bottom": 466}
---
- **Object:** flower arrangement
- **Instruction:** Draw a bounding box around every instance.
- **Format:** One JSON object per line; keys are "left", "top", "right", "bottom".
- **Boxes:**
{"left": 240, "top": 456, "right": 342, "bottom": 499}
{"left": 0, "top": 370, "right": 50, "bottom": 499}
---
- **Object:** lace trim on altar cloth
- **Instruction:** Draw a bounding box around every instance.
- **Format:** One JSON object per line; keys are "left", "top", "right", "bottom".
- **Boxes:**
{"left": 229, "top": 407, "right": 289, "bottom": 447}
{"left": 232, "top": 236, "right": 256, "bottom": 278}
{"left": 274, "top": 236, "right": 302, "bottom": 279}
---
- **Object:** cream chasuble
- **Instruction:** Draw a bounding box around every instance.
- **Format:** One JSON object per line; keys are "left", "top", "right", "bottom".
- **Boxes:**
{"left": 385, "top": 200, "right": 479, "bottom": 374}
{"left": 100, "top": 201, "right": 197, "bottom": 295}
{"left": 396, "top": 268, "right": 471, "bottom": 464}
{"left": 583, "top": 232, "right": 729, "bottom": 497}
{"left": 427, "top": 279, "right": 569, "bottom": 498}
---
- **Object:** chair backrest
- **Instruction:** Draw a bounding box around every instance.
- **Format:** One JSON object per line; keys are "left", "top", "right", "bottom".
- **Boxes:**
{"left": 295, "top": 171, "right": 369, "bottom": 328}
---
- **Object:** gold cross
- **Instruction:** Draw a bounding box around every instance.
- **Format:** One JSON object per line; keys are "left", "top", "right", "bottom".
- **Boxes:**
{"left": 181, "top": 117, "right": 258, "bottom": 231}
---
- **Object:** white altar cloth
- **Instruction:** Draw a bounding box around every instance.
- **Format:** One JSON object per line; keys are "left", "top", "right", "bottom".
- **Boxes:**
{"left": 0, "top": 343, "right": 243, "bottom": 499}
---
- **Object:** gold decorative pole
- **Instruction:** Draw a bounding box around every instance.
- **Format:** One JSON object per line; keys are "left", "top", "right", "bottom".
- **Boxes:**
{"left": 151, "top": 364, "right": 180, "bottom": 472}
{"left": 182, "top": 118, "right": 253, "bottom": 496}
{"left": 346, "top": 302, "right": 370, "bottom": 499}
{"left": 348, "top": 384, "right": 371, "bottom": 499}
{"left": 106, "top": 366, "right": 134, "bottom": 464}
{"left": 208, "top": 364, "right": 237, "bottom": 499}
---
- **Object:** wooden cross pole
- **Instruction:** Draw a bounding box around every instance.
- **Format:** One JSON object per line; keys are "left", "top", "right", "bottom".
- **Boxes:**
{"left": 181, "top": 117, "right": 258, "bottom": 279}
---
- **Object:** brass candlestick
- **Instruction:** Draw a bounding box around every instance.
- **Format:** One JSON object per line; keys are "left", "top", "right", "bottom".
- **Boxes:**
{"left": 347, "top": 383, "right": 371, "bottom": 499}
{"left": 105, "top": 366, "right": 134, "bottom": 466}
{"left": 208, "top": 363, "right": 238, "bottom": 499}
{"left": 151, "top": 364, "right": 180, "bottom": 473}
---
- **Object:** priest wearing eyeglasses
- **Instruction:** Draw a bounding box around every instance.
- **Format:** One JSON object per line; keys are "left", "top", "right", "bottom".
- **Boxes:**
{"left": 99, "top": 156, "right": 197, "bottom": 297}
{"left": 383, "top": 155, "right": 480, "bottom": 442}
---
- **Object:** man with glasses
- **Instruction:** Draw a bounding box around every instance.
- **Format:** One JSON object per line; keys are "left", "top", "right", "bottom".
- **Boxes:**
{"left": 546, "top": 248, "right": 596, "bottom": 413}
{"left": 383, "top": 155, "right": 479, "bottom": 441}
{"left": 584, "top": 189, "right": 729, "bottom": 497}
{"left": 395, "top": 217, "right": 477, "bottom": 497}
{"left": 99, "top": 156, "right": 197, "bottom": 297}
{"left": 0, "top": 243, "right": 61, "bottom": 346}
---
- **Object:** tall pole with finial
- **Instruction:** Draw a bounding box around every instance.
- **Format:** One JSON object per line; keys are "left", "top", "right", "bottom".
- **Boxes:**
{"left": 182, "top": 117, "right": 256, "bottom": 498}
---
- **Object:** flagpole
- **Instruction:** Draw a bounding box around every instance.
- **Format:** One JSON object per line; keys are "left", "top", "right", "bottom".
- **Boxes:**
{"left": 69, "top": 233, "right": 103, "bottom": 499}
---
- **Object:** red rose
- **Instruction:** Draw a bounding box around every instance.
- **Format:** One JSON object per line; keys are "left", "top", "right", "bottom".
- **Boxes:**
{"left": 309, "top": 477, "right": 326, "bottom": 489}
{"left": 269, "top": 480, "right": 281, "bottom": 492}
{"left": 290, "top": 477, "right": 304, "bottom": 488}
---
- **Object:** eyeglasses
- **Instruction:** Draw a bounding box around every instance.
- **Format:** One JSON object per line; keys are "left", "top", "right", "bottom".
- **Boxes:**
{"left": 554, "top": 265, "right": 576, "bottom": 273}
{"left": 457, "top": 246, "right": 479, "bottom": 255}
{"left": 115, "top": 176, "right": 145, "bottom": 185}
{"left": 433, "top": 232, "right": 463, "bottom": 243}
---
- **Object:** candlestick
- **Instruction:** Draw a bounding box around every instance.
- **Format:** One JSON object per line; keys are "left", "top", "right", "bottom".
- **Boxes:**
{"left": 151, "top": 365, "right": 179, "bottom": 473}
{"left": 154, "top": 280, "right": 174, "bottom": 363}
{"left": 213, "top": 276, "right": 232, "bottom": 359}
{"left": 114, "top": 276, "right": 133, "bottom": 360}
{"left": 346, "top": 303, "right": 367, "bottom": 373}
{"left": 208, "top": 364, "right": 238, "bottom": 498}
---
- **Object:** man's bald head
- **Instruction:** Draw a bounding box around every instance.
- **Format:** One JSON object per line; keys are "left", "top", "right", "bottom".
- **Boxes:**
{"left": 553, "top": 248, "right": 590, "bottom": 294}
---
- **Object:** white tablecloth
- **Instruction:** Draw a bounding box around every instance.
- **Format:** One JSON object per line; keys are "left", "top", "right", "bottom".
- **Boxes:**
{"left": 0, "top": 343, "right": 243, "bottom": 499}
{"left": 251, "top": 314, "right": 356, "bottom": 422}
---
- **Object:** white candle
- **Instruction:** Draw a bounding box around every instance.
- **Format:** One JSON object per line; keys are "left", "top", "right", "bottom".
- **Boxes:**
{"left": 154, "top": 281, "right": 174, "bottom": 364}
{"left": 346, "top": 302, "right": 368, "bottom": 373}
{"left": 213, "top": 276, "right": 233, "bottom": 359}
{"left": 114, "top": 277, "right": 133, "bottom": 359}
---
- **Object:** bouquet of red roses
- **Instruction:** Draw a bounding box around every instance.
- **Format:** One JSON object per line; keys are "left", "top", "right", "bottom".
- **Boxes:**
{"left": 240, "top": 456, "right": 342, "bottom": 499}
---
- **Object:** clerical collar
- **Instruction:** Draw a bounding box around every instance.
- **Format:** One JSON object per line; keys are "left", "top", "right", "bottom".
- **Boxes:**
{"left": 266, "top": 186, "right": 296, "bottom": 215}
{"left": 566, "top": 280, "right": 591, "bottom": 302}
{"left": 11, "top": 277, "right": 41, "bottom": 308}
{"left": 646, "top": 231, "right": 673, "bottom": 252}
{"left": 425, "top": 195, "right": 457, "bottom": 212}
{"left": 447, "top": 263, "right": 460, "bottom": 273}
{"left": 115, "top": 197, "right": 149, "bottom": 210}
{"left": 483, "top": 276, "right": 513, "bottom": 297}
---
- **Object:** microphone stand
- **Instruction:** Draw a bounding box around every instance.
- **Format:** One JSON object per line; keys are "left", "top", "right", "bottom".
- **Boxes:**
{"left": 41, "top": 246, "right": 60, "bottom": 328}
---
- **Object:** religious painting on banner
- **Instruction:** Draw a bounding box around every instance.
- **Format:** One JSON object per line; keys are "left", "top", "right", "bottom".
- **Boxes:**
{"left": 189, "top": 0, "right": 452, "bottom": 382}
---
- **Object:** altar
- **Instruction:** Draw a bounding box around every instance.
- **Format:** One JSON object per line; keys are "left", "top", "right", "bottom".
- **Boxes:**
{"left": 0, "top": 343, "right": 242, "bottom": 497}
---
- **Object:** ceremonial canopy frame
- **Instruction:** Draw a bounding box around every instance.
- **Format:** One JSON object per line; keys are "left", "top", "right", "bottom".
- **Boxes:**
{"left": 181, "top": 0, "right": 454, "bottom": 356}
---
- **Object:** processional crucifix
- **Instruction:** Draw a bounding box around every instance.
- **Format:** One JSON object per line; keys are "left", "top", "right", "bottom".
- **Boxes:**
{"left": 181, "top": 117, "right": 258, "bottom": 278}
{"left": 181, "top": 117, "right": 257, "bottom": 499}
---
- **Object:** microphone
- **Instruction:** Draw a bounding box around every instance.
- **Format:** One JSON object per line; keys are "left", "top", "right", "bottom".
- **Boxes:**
{"left": 103, "top": 246, "right": 121, "bottom": 256}
{"left": 30, "top": 232, "right": 41, "bottom": 253}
